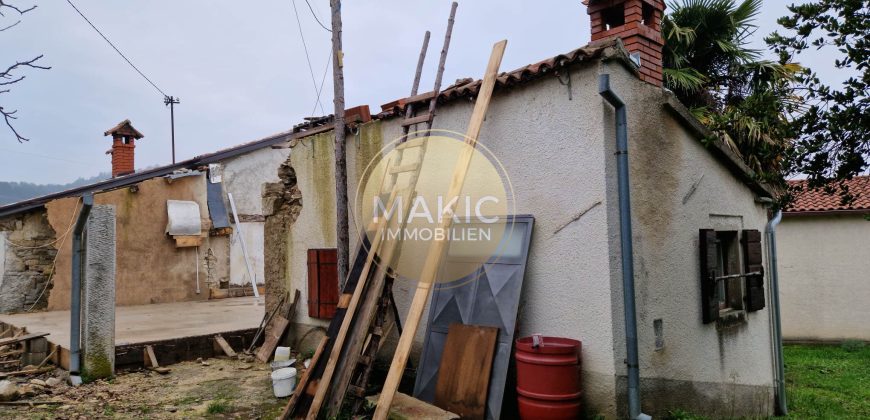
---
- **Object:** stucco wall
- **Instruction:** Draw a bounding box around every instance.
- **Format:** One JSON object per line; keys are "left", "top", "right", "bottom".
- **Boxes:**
{"left": 44, "top": 174, "right": 221, "bottom": 310}
{"left": 222, "top": 145, "right": 291, "bottom": 287}
{"left": 602, "top": 62, "right": 774, "bottom": 417}
{"left": 777, "top": 214, "right": 870, "bottom": 341}
{"left": 281, "top": 63, "right": 619, "bottom": 414}
{"left": 274, "top": 53, "right": 775, "bottom": 417}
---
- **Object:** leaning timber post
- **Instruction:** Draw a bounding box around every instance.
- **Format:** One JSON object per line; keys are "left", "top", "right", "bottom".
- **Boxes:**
{"left": 80, "top": 205, "right": 116, "bottom": 382}
{"left": 331, "top": 0, "right": 350, "bottom": 288}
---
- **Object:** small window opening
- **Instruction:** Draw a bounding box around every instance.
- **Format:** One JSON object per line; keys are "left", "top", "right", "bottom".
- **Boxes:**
{"left": 123, "top": 136, "right": 132, "bottom": 145}
{"left": 602, "top": 5, "right": 625, "bottom": 31}
{"left": 715, "top": 231, "right": 744, "bottom": 314}
{"left": 642, "top": 3, "right": 655, "bottom": 26}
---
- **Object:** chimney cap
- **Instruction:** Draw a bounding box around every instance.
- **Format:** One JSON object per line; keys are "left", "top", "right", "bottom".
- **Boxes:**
{"left": 104, "top": 119, "right": 144, "bottom": 139}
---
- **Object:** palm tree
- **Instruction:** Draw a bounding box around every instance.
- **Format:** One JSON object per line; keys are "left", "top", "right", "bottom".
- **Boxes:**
{"left": 662, "top": 0, "right": 799, "bottom": 181}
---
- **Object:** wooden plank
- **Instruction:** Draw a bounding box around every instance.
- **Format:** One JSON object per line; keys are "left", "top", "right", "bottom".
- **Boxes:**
{"left": 214, "top": 335, "right": 237, "bottom": 358}
{"left": 144, "top": 345, "right": 159, "bottom": 368}
{"left": 174, "top": 235, "right": 203, "bottom": 248}
{"left": 280, "top": 336, "right": 328, "bottom": 420}
{"left": 256, "top": 315, "right": 290, "bottom": 363}
{"left": 433, "top": 324, "right": 498, "bottom": 419}
{"left": 0, "top": 332, "right": 49, "bottom": 347}
{"left": 0, "top": 366, "right": 53, "bottom": 379}
{"left": 374, "top": 39, "right": 507, "bottom": 420}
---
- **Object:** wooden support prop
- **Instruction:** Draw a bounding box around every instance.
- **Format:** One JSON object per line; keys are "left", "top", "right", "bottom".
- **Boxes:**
{"left": 144, "top": 345, "right": 159, "bottom": 368}
{"left": 280, "top": 336, "right": 328, "bottom": 419}
{"left": 373, "top": 39, "right": 507, "bottom": 420}
{"left": 214, "top": 335, "right": 237, "bottom": 358}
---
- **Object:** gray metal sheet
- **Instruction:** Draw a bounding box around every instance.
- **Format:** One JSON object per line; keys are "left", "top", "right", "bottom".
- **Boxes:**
{"left": 206, "top": 180, "right": 230, "bottom": 229}
{"left": 413, "top": 215, "right": 534, "bottom": 420}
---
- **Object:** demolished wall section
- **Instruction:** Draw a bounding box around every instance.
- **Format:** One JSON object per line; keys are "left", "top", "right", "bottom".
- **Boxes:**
{"left": 0, "top": 210, "right": 59, "bottom": 313}
{"left": 263, "top": 157, "right": 302, "bottom": 315}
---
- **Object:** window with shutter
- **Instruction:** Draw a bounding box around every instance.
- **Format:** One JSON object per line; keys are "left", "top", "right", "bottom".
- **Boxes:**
{"left": 307, "top": 249, "right": 339, "bottom": 319}
{"left": 741, "top": 229, "right": 765, "bottom": 312}
{"left": 699, "top": 229, "right": 719, "bottom": 324}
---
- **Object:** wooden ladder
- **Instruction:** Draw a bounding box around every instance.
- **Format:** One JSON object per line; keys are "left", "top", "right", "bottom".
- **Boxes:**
{"left": 300, "top": 4, "right": 459, "bottom": 419}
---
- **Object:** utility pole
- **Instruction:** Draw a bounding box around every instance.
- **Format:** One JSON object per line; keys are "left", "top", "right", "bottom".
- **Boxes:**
{"left": 330, "top": 0, "right": 349, "bottom": 287}
{"left": 164, "top": 95, "right": 180, "bottom": 164}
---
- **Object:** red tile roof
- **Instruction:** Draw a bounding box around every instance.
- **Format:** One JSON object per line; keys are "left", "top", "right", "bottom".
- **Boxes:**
{"left": 786, "top": 176, "right": 870, "bottom": 213}
{"left": 378, "top": 42, "right": 613, "bottom": 116}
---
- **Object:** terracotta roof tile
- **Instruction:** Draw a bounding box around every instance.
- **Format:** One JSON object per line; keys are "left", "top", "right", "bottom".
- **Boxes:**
{"left": 378, "top": 42, "right": 612, "bottom": 116}
{"left": 786, "top": 176, "right": 870, "bottom": 213}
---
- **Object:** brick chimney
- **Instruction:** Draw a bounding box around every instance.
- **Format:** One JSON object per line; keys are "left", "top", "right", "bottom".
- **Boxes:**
{"left": 586, "top": 0, "right": 665, "bottom": 86}
{"left": 104, "top": 119, "right": 144, "bottom": 178}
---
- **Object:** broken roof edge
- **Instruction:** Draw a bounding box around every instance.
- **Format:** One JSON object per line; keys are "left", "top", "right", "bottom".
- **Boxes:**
{"left": 662, "top": 93, "right": 777, "bottom": 199}
{"left": 0, "top": 128, "right": 299, "bottom": 219}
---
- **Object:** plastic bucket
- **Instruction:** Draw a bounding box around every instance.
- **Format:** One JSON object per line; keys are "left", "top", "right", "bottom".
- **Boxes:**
{"left": 274, "top": 346, "right": 291, "bottom": 361}
{"left": 271, "top": 367, "right": 297, "bottom": 398}
{"left": 270, "top": 359, "right": 296, "bottom": 371}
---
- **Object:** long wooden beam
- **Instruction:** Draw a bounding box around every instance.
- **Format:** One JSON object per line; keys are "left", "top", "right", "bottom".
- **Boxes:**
{"left": 373, "top": 39, "right": 507, "bottom": 420}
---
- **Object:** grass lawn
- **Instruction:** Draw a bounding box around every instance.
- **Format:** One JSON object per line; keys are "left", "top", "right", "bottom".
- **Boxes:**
{"left": 783, "top": 342, "right": 869, "bottom": 419}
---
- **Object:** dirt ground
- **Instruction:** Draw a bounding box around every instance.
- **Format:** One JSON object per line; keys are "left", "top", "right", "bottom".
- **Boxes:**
{"left": 0, "top": 357, "right": 292, "bottom": 419}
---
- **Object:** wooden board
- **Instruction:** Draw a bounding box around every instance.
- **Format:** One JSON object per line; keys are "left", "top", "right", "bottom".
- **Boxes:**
{"left": 0, "top": 332, "right": 48, "bottom": 347}
{"left": 433, "top": 324, "right": 498, "bottom": 420}
{"left": 374, "top": 39, "right": 507, "bottom": 420}
{"left": 214, "top": 335, "right": 236, "bottom": 357}
{"left": 144, "top": 345, "right": 159, "bottom": 368}
{"left": 174, "top": 235, "right": 203, "bottom": 248}
{"left": 256, "top": 315, "right": 290, "bottom": 363}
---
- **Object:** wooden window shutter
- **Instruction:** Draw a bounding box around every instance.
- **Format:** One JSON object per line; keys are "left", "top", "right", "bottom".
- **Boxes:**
{"left": 699, "top": 229, "right": 719, "bottom": 324}
{"left": 741, "top": 229, "right": 765, "bottom": 312}
{"left": 307, "top": 249, "right": 339, "bottom": 319}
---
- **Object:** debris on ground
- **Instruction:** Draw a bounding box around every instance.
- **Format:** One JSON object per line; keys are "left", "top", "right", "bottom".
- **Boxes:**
{"left": 0, "top": 357, "right": 292, "bottom": 419}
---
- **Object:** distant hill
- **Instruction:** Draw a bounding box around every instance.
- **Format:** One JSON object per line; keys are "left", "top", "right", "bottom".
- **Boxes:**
{"left": 0, "top": 173, "right": 110, "bottom": 206}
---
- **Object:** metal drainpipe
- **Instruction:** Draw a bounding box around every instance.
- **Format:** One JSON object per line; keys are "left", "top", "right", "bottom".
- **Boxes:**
{"left": 69, "top": 193, "right": 93, "bottom": 382}
{"left": 766, "top": 210, "right": 787, "bottom": 415}
{"left": 598, "top": 74, "right": 650, "bottom": 420}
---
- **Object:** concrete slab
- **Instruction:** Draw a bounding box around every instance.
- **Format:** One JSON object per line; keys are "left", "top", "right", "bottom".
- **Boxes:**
{"left": 0, "top": 297, "right": 264, "bottom": 348}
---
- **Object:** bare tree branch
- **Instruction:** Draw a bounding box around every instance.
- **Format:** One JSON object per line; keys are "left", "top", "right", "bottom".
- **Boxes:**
{"left": 0, "top": 1, "right": 37, "bottom": 16}
{"left": 1, "top": 2, "right": 47, "bottom": 142}
{"left": 0, "top": 19, "right": 19, "bottom": 31}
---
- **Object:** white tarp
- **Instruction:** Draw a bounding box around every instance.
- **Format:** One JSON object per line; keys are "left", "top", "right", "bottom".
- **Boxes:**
{"left": 166, "top": 200, "right": 202, "bottom": 236}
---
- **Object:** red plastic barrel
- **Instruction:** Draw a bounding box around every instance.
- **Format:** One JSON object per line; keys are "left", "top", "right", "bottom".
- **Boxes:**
{"left": 515, "top": 336, "right": 582, "bottom": 420}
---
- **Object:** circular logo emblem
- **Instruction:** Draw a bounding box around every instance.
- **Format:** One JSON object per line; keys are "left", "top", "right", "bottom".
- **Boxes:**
{"left": 352, "top": 129, "right": 515, "bottom": 286}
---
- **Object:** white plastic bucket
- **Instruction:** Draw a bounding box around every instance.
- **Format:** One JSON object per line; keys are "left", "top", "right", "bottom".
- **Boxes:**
{"left": 271, "top": 367, "right": 297, "bottom": 398}
{"left": 270, "top": 358, "right": 296, "bottom": 371}
{"left": 274, "top": 346, "right": 291, "bottom": 361}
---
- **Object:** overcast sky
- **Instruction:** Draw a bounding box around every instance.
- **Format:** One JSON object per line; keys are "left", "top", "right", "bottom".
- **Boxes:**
{"left": 1, "top": 0, "right": 846, "bottom": 184}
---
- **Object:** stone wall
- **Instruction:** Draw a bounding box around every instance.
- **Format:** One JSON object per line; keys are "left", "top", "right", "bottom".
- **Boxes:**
{"left": 263, "top": 157, "right": 303, "bottom": 316}
{"left": 0, "top": 210, "right": 58, "bottom": 313}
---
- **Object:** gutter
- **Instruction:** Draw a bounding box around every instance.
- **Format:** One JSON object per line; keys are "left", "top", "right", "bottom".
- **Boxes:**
{"left": 766, "top": 210, "right": 787, "bottom": 415}
{"left": 69, "top": 193, "right": 93, "bottom": 384}
{"left": 599, "top": 74, "right": 650, "bottom": 420}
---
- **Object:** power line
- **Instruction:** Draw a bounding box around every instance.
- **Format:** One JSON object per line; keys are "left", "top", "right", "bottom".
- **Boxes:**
{"left": 64, "top": 0, "right": 167, "bottom": 97}
{"left": 304, "top": 0, "right": 332, "bottom": 32}
{"left": 312, "top": 54, "right": 332, "bottom": 116}
{"left": 291, "top": 0, "right": 327, "bottom": 115}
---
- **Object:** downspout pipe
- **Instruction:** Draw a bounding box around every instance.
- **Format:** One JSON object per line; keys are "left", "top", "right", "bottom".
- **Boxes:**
{"left": 766, "top": 210, "right": 787, "bottom": 415}
{"left": 69, "top": 193, "right": 93, "bottom": 381}
{"left": 599, "top": 74, "right": 650, "bottom": 420}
